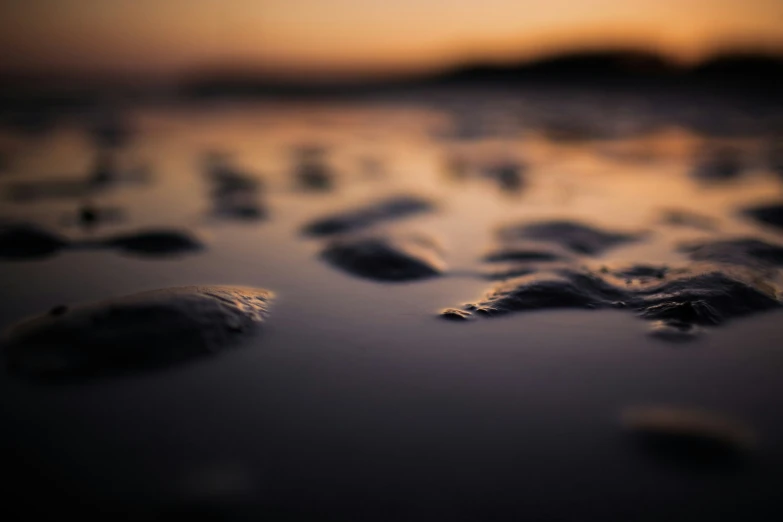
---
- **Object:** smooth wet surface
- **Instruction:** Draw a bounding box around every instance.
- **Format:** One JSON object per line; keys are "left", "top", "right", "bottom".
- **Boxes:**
{"left": 621, "top": 405, "right": 756, "bottom": 469}
{"left": 1, "top": 91, "right": 783, "bottom": 520}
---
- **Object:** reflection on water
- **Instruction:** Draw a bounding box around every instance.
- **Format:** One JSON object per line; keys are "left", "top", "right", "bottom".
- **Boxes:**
{"left": 1, "top": 89, "right": 783, "bottom": 520}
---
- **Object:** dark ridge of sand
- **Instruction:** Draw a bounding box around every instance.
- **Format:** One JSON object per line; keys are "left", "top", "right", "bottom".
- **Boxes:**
{"left": 496, "top": 220, "right": 642, "bottom": 255}
{"left": 478, "top": 241, "right": 573, "bottom": 280}
{"left": 1, "top": 224, "right": 204, "bottom": 260}
{"left": 770, "top": 145, "right": 783, "bottom": 178}
{"left": 679, "top": 237, "right": 783, "bottom": 267}
{"left": 439, "top": 308, "right": 474, "bottom": 321}
{"left": 212, "top": 194, "right": 266, "bottom": 221}
{"left": 482, "top": 240, "right": 572, "bottom": 263}
{"left": 606, "top": 264, "right": 669, "bottom": 279}
{"left": 320, "top": 232, "right": 446, "bottom": 282}
{"left": 484, "top": 162, "right": 526, "bottom": 193}
{"left": 61, "top": 203, "right": 125, "bottom": 230}
{"left": 204, "top": 153, "right": 263, "bottom": 193}
{"left": 204, "top": 154, "right": 266, "bottom": 221}
{"left": 1, "top": 285, "right": 274, "bottom": 380}
{"left": 441, "top": 263, "right": 780, "bottom": 332}
{"left": 742, "top": 203, "right": 783, "bottom": 231}
{"left": 621, "top": 406, "right": 755, "bottom": 470}
{"left": 659, "top": 208, "right": 717, "bottom": 231}
{"left": 87, "top": 110, "right": 133, "bottom": 150}
{"left": 292, "top": 145, "right": 335, "bottom": 192}
{"left": 0, "top": 224, "right": 69, "bottom": 260}
{"left": 691, "top": 147, "right": 745, "bottom": 182}
{"left": 301, "top": 195, "right": 435, "bottom": 237}
{"left": 479, "top": 263, "right": 539, "bottom": 281}
{"left": 635, "top": 266, "right": 780, "bottom": 325}
{"left": 626, "top": 263, "right": 780, "bottom": 325}
{"left": 444, "top": 156, "right": 527, "bottom": 193}
{"left": 456, "top": 268, "right": 630, "bottom": 316}
{"left": 95, "top": 229, "right": 205, "bottom": 258}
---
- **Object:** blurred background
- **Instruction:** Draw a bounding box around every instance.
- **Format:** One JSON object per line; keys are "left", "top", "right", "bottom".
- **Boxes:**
{"left": 1, "top": 1, "right": 782, "bottom": 92}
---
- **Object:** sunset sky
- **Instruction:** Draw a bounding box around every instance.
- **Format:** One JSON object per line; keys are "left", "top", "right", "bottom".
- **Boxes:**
{"left": 1, "top": 0, "right": 782, "bottom": 80}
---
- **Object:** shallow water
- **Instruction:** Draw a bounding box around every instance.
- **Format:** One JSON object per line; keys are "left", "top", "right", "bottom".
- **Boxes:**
{"left": 1, "top": 90, "right": 783, "bottom": 520}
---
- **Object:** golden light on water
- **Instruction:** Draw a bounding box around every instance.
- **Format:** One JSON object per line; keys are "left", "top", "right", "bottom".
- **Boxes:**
{"left": 1, "top": 0, "right": 782, "bottom": 79}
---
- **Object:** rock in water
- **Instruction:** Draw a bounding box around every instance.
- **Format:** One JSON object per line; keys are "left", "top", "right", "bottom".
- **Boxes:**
{"left": 321, "top": 232, "right": 446, "bottom": 282}
{"left": 0, "top": 224, "right": 69, "bottom": 260}
{"left": 2, "top": 286, "right": 274, "bottom": 379}
{"left": 496, "top": 220, "right": 640, "bottom": 255}
{"left": 302, "top": 195, "right": 434, "bottom": 237}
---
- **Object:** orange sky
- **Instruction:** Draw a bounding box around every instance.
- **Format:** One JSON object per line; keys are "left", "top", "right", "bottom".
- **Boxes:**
{"left": 1, "top": 0, "right": 782, "bottom": 80}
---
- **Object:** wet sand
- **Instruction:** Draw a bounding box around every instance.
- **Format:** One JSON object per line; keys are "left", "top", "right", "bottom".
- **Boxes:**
{"left": 1, "top": 89, "right": 782, "bottom": 520}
